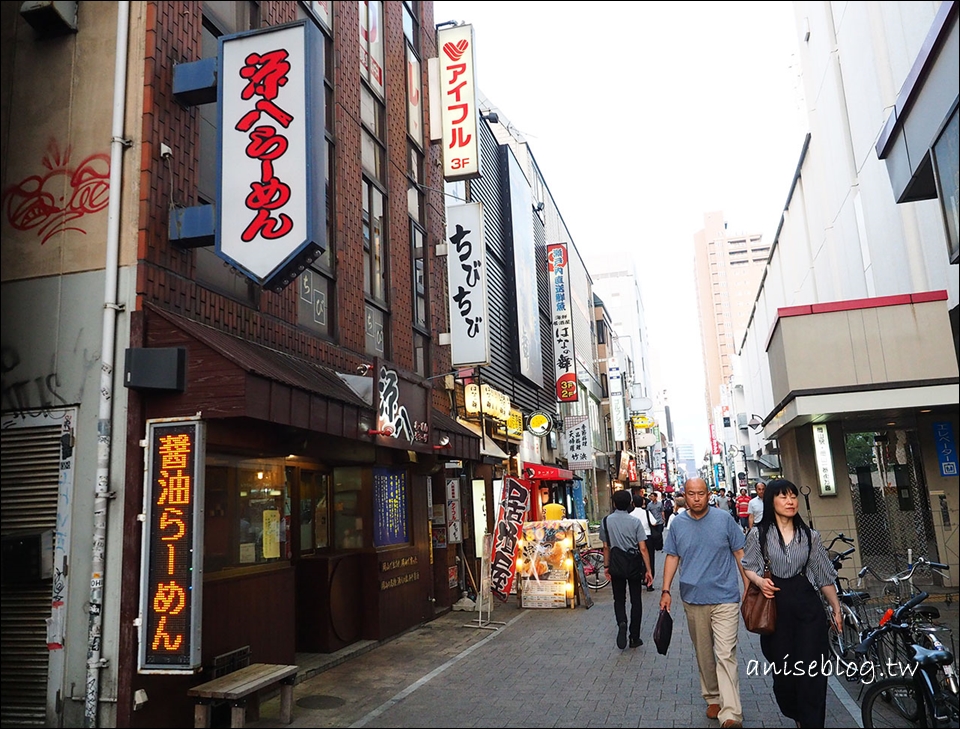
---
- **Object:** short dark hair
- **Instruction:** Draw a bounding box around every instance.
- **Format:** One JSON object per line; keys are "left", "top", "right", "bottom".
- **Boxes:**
{"left": 633, "top": 492, "right": 645, "bottom": 508}
{"left": 613, "top": 490, "right": 632, "bottom": 511}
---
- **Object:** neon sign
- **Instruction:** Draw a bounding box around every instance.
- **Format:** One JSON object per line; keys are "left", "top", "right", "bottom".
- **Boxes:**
{"left": 138, "top": 418, "right": 204, "bottom": 672}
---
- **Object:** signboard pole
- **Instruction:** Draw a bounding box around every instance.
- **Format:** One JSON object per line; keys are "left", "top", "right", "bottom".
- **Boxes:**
{"left": 464, "top": 534, "right": 505, "bottom": 631}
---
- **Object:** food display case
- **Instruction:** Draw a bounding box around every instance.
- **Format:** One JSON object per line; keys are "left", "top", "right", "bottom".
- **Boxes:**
{"left": 516, "top": 520, "right": 576, "bottom": 609}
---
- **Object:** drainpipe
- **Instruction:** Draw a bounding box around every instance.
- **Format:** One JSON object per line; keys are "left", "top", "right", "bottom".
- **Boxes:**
{"left": 85, "top": 2, "right": 130, "bottom": 726}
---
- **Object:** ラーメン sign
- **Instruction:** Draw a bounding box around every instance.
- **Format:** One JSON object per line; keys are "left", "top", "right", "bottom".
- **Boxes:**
{"left": 217, "top": 21, "right": 326, "bottom": 291}
{"left": 138, "top": 418, "right": 205, "bottom": 673}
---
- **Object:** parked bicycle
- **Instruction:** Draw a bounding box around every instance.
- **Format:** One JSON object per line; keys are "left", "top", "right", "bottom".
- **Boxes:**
{"left": 572, "top": 522, "right": 609, "bottom": 590}
{"left": 857, "top": 557, "right": 954, "bottom": 675}
{"left": 857, "top": 592, "right": 960, "bottom": 728}
{"left": 823, "top": 533, "right": 875, "bottom": 665}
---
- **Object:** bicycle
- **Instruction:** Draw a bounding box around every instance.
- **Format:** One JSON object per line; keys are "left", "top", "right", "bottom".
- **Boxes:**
{"left": 857, "top": 594, "right": 960, "bottom": 728}
{"left": 857, "top": 557, "right": 954, "bottom": 679}
{"left": 823, "top": 533, "right": 875, "bottom": 665}
{"left": 572, "top": 522, "right": 609, "bottom": 590}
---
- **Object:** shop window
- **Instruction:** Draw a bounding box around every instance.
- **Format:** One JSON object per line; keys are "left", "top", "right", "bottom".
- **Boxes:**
{"left": 333, "top": 467, "right": 367, "bottom": 549}
{"left": 203, "top": 455, "right": 289, "bottom": 573}
{"left": 295, "top": 467, "right": 330, "bottom": 553}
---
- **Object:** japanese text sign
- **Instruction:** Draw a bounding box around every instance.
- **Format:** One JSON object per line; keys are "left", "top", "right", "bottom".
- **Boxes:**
{"left": 217, "top": 21, "right": 326, "bottom": 291}
{"left": 490, "top": 477, "right": 529, "bottom": 600}
{"left": 446, "top": 203, "right": 489, "bottom": 366}
{"left": 812, "top": 424, "right": 837, "bottom": 496}
{"left": 608, "top": 358, "right": 626, "bottom": 442}
{"left": 933, "top": 421, "right": 957, "bottom": 477}
{"left": 138, "top": 418, "right": 205, "bottom": 672}
{"left": 548, "top": 243, "right": 578, "bottom": 402}
{"left": 564, "top": 415, "right": 593, "bottom": 469}
{"left": 436, "top": 24, "right": 480, "bottom": 180}
{"left": 373, "top": 468, "right": 408, "bottom": 547}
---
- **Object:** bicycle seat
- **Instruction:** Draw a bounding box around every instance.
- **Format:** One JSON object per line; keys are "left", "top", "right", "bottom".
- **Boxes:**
{"left": 910, "top": 643, "right": 954, "bottom": 668}
{"left": 913, "top": 605, "right": 941, "bottom": 620}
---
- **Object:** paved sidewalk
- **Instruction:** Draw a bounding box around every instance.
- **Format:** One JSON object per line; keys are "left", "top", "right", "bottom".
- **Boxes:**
{"left": 247, "top": 553, "right": 868, "bottom": 728}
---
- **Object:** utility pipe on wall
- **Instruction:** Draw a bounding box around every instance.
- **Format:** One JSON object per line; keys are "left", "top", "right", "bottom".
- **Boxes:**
{"left": 85, "top": 2, "right": 130, "bottom": 726}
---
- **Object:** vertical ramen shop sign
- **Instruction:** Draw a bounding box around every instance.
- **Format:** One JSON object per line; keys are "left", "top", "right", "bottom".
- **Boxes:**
{"left": 138, "top": 418, "right": 205, "bottom": 673}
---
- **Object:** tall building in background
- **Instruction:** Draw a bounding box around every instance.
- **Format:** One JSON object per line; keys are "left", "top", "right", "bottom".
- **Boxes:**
{"left": 692, "top": 211, "right": 769, "bottom": 421}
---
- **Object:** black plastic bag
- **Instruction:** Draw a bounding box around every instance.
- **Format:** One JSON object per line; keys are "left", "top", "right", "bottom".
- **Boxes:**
{"left": 653, "top": 608, "right": 673, "bottom": 655}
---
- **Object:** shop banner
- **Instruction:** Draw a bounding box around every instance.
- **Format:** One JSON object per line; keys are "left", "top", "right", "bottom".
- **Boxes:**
{"left": 489, "top": 477, "right": 529, "bottom": 600}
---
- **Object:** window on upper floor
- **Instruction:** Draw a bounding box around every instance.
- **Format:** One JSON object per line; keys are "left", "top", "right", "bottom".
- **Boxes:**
{"left": 363, "top": 179, "right": 389, "bottom": 358}
{"left": 295, "top": 3, "right": 336, "bottom": 338}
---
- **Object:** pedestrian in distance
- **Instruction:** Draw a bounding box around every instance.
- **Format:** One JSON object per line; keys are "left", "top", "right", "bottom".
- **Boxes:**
{"left": 673, "top": 496, "right": 687, "bottom": 519}
{"left": 600, "top": 489, "right": 654, "bottom": 650}
{"left": 659, "top": 477, "right": 748, "bottom": 728}
{"left": 741, "top": 478, "right": 842, "bottom": 729}
{"left": 644, "top": 491, "right": 665, "bottom": 591}
{"left": 747, "top": 481, "right": 765, "bottom": 529}
{"left": 735, "top": 488, "right": 751, "bottom": 532}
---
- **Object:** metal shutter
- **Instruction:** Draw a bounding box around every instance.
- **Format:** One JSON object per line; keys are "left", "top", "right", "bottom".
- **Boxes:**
{"left": 1, "top": 423, "right": 61, "bottom": 727}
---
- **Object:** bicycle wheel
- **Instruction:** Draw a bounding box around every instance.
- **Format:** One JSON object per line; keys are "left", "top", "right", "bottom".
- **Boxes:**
{"left": 861, "top": 677, "right": 925, "bottom": 728}
{"left": 829, "top": 603, "right": 861, "bottom": 664}
{"left": 582, "top": 550, "right": 609, "bottom": 590}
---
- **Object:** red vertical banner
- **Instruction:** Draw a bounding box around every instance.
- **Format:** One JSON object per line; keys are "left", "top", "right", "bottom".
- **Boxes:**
{"left": 489, "top": 477, "right": 529, "bottom": 601}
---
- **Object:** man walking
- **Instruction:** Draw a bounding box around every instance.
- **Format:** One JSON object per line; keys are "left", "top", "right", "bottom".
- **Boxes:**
{"left": 747, "top": 481, "right": 765, "bottom": 529}
{"left": 644, "top": 491, "right": 665, "bottom": 591}
{"left": 659, "top": 478, "right": 747, "bottom": 728}
{"left": 600, "top": 490, "right": 653, "bottom": 649}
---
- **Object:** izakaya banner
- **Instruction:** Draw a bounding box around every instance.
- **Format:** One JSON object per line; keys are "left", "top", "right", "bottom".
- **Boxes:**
{"left": 564, "top": 415, "right": 593, "bottom": 469}
{"left": 547, "top": 243, "right": 578, "bottom": 402}
{"left": 489, "top": 477, "right": 529, "bottom": 600}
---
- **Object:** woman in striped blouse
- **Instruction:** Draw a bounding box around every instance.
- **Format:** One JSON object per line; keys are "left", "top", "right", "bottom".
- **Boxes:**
{"left": 741, "top": 478, "right": 843, "bottom": 729}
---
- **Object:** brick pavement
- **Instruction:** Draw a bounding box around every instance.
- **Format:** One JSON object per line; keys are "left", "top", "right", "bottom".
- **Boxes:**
{"left": 247, "top": 550, "right": 873, "bottom": 728}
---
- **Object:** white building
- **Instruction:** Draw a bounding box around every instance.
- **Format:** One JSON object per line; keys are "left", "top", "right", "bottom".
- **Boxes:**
{"left": 738, "top": 1, "right": 958, "bottom": 582}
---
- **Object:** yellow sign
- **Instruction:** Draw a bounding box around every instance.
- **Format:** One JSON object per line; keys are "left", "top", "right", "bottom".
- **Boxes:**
{"left": 506, "top": 408, "right": 523, "bottom": 440}
{"left": 632, "top": 415, "right": 655, "bottom": 429}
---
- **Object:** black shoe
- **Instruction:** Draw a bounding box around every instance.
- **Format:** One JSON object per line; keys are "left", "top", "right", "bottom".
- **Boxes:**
{"left": 617, "top": 622, "right": 627, "bottom": 649}
{"left": 646, "top": 586, "right": 655, "bottom": 592}
{"left": 629, "top": 638, "right": 643, "bottom": 648}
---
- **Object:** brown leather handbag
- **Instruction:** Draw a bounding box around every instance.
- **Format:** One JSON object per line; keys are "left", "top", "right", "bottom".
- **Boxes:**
{"left": 741, "top": 546, "right": 776, "bottom": 635}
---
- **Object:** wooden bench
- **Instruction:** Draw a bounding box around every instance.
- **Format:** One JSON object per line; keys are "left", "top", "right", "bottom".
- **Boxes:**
{"left": 187, "top": 662, "right": 299, "bottom": 728}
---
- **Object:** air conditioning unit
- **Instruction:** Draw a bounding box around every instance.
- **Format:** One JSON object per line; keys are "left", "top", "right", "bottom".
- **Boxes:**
{"left": 20, "top": 1, "right": 77, "bottom": 37}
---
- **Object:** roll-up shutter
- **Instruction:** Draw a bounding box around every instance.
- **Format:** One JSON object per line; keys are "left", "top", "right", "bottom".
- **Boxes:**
{"left": 1, "top": 422, "right": 61, "bottom": 727}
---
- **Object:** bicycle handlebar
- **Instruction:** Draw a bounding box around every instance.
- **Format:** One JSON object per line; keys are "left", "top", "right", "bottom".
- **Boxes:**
{"left": 854, "top": 591, "right": 930, "bottom": 655}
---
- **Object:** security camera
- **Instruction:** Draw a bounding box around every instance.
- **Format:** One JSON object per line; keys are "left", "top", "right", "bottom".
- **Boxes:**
{"left": 356, "top": 364, "right": 372, "bottom": 376}
{"left": 160, "top": 143, "right": 173, "bottom": 159}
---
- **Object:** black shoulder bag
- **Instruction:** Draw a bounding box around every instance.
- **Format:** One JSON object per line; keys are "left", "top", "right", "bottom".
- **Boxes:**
{"left": 603, "top": 515, "right": 645, "bottom": 580}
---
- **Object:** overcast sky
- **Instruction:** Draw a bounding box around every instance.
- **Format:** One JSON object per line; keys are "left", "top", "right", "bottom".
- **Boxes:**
{"left": 433, "top": 1, "right": 807, "bottom": 457}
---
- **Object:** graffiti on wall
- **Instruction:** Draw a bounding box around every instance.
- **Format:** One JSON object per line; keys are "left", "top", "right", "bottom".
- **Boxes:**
{"left": 2, "top": 139, "right": 110, "bottom": 244}
{"left": 0, "top": 343, "right": 96, "bottom": 423}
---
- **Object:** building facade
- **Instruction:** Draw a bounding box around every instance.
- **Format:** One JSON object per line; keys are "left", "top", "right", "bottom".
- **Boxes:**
{"left": 738, "top": 1, "right": 958, "bottom": 587}
{"left": 1, "top": 2, "right": 489, "bottom": 727}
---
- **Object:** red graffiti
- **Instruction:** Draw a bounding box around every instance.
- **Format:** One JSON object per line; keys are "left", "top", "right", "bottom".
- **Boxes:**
{"left": 2, "top": 140, "right": 110, "bottom": 244}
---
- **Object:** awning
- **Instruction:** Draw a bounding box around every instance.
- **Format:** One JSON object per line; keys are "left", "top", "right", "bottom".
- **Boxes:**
{"left": 456, "top": 418, "right": 509, "bottom": 460}
{"left": 433, "top": 409, "right": 480, "bottom": 461}
{"left": 522, "top": 462, "right": 573, "bottom": 480}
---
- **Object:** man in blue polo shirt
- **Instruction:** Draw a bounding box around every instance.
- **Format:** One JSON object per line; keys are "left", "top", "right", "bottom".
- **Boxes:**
{"left": 659, "top": 477, "right": 747, "bottom": 729}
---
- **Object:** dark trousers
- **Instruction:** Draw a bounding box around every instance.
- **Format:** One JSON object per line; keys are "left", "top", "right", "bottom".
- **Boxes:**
{"left": 611, "top": 575, "right": 645, "bottom": 642}
{"left": 760, "top": 573, "right": 830, "bottom": 728}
